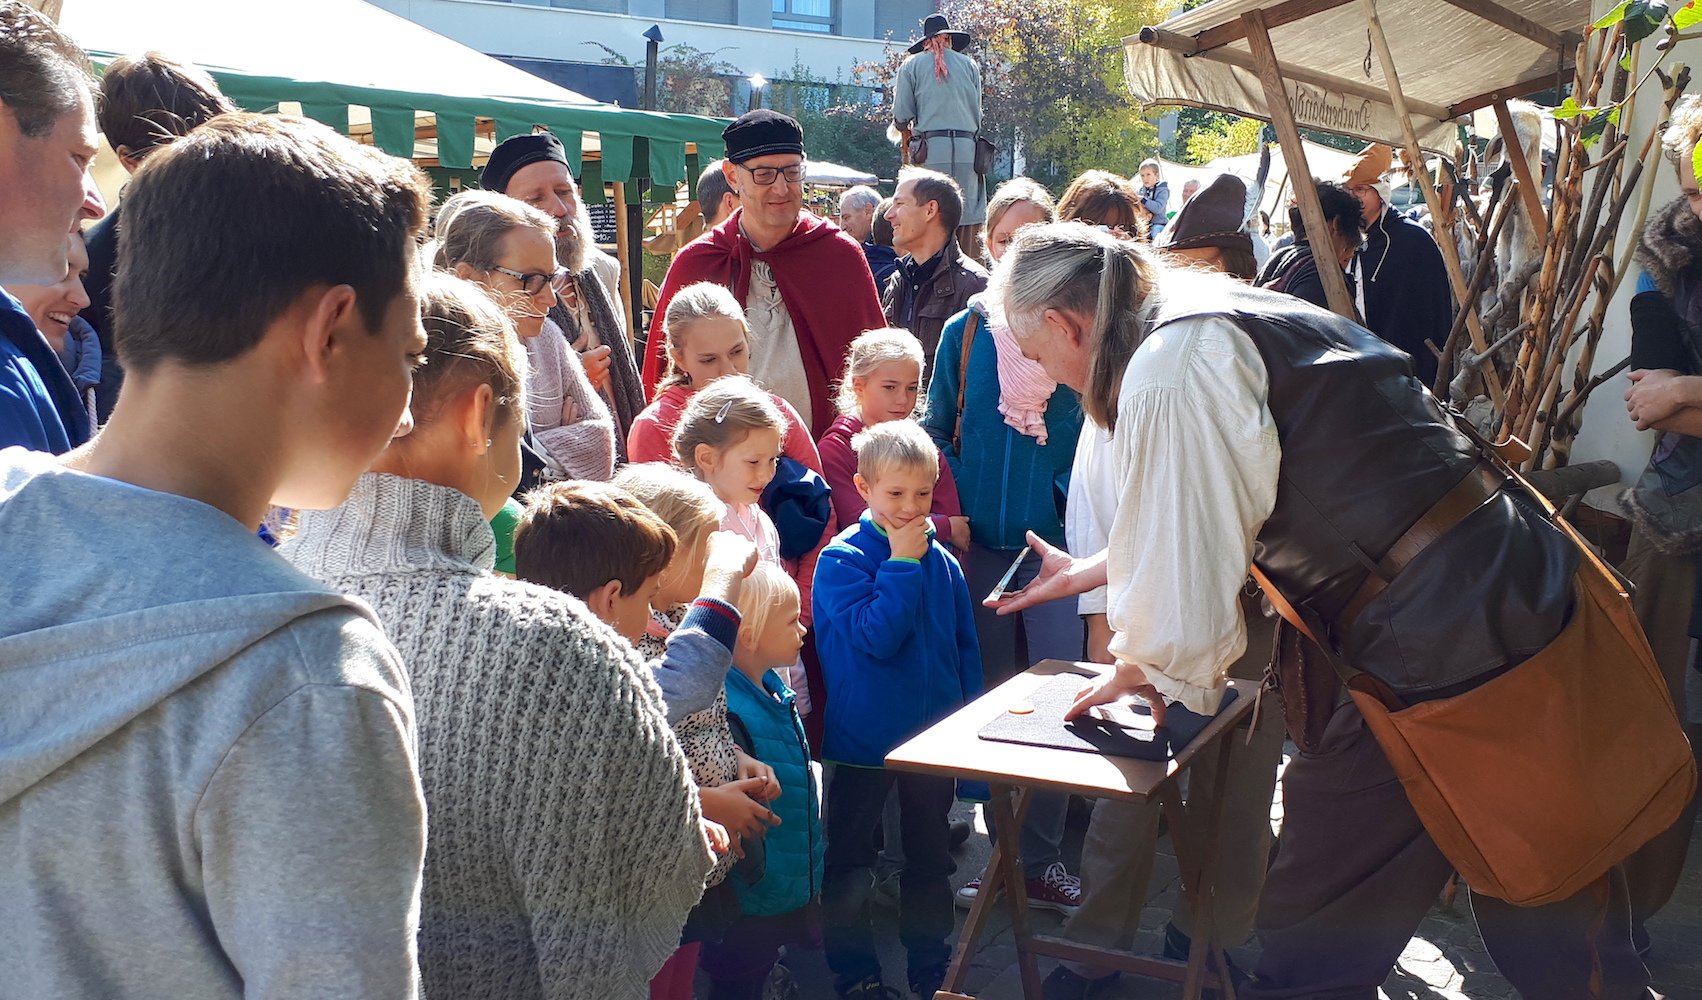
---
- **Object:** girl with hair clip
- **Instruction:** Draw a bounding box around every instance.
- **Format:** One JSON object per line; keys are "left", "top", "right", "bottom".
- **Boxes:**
{"left": 283, "top": 272, "right": 711, "bottom": 1000}
{"left": 818, "top": 327, "right": 967, "bottom": 550}
{"left": 673, "top": 376, "right": 821, "bottom": 715}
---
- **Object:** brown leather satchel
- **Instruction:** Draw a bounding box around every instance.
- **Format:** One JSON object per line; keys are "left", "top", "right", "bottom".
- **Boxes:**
{"left": 1253, "top": 449, "right": 1698, "bottom": 906}
{"left": 908, "top": 133, "right": 929, "bottom": 167}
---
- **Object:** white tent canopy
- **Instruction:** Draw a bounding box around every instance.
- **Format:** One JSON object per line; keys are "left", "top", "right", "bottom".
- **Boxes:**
{"left": 805, "top": 161, "right": 880, "bottom": 188}
{"left": 1157, "top": 138, "right": 1360, "bottom": 220}
{"left": 1125, "top": 0, "right": 1589, "bottom": 153}
{"left": 58, "top": 0, "right": 728, "bottom": 184}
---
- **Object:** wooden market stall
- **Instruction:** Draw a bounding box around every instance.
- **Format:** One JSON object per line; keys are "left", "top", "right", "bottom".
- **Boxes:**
{"left": 1124, "top": 0, "right": 1664, "bottom": 474}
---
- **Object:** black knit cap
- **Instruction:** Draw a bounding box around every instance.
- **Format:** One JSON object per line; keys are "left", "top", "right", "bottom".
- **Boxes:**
{"left": 721, "top": 109, "right": 805, "bottom": 164}
{"left": 481, "top": 131, "right": 570, "bottom": 193}
{"left": 1164, "top": 173, "right": 1254, "bottom": 254}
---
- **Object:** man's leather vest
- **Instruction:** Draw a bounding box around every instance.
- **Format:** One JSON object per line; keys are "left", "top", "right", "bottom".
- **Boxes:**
{"left": 1145, "top": 281, "right": 1577, "bottom": 696}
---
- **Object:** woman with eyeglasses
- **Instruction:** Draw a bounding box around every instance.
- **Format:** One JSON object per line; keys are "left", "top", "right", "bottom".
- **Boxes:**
{"left": 437, "top": 191, "right": 616, "bottom": 485}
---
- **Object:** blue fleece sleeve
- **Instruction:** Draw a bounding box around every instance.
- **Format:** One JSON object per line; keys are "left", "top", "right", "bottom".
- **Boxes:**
{"left": 68, "top": 317, "right": 101, "bottom": 390}
{"left": 1638, "top": 271, "right": 1658, "bottom": 295}
{"left": 648, "top": 598, "right": 741, "bottom": 724}
{"left": 923, "top": 311, "right": 968, "bottom": 480}
{"left": 814, "top": 544, "right": 924, "bottom": 661}
{"left": 948, "top": 552, "right": 985, "bottom": 703}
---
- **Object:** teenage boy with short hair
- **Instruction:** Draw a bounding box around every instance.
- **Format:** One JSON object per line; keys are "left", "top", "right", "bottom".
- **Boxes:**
{"left": 812, "top": 419, "right": 984, "bottom": 1000}
{"left": 0, "top": 113, "right": 433, "bottom": 998}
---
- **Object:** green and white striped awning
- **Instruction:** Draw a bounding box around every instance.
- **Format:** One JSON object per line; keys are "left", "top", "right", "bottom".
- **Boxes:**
{"left": 60, "top": 0, "right": 728, "bottom": 189}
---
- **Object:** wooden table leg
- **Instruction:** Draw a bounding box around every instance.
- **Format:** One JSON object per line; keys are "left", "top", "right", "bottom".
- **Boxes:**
{"left": 940, "top": 785, "right": 1027, "bottom": 996}
{"left": 1164, "top": 734, "right": 1240, "bottom": 1000}
{"left": 988, "top": 782, "right": 1044, "bottom": 999}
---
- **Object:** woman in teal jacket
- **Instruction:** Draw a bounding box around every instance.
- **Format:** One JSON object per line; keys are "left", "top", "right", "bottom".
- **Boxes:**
{"left": 919, "top": 177, "right": 1085, "bottom": 912}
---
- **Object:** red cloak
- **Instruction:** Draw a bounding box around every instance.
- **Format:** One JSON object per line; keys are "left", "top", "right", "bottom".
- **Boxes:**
{"left": 642, "top": 209, "right": 885, "bottom": 438}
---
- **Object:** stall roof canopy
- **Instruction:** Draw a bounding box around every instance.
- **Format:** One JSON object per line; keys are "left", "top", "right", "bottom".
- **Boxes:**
{"left": 1126, "top": 0, "right": 1591, "bottom": 152}
{"left": 60, "top": 0, "right": 729, "bottom": 186}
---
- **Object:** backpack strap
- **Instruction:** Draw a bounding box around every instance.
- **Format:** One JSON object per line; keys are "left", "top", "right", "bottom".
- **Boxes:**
{"left": 952, "top": 310, "right": 983, "bottom": 455}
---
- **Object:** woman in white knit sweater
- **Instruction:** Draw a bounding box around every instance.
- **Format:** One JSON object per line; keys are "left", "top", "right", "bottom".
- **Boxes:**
{"left": 283, "top": 273, "right": 712, "bottom": 1000}
{"left": 437, "top": 190, "right": 616, "bottom": 482}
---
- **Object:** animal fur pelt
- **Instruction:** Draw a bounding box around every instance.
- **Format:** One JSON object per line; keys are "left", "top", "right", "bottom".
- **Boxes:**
{"left": 1634, "top": 195, "right": 1702, "bottom": 297}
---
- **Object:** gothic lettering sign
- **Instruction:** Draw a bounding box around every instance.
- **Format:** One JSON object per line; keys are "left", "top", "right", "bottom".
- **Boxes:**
{"left": 1288, "top": 83, "right": 1377, "bottom": 137}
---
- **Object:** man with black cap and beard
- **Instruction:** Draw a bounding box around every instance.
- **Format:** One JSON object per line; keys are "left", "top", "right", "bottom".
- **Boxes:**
{"left": 644, "top": 109, "right": 885, "bottom": 436}
{"left": 482, "top": 130, "right": 645, "bottom": 456}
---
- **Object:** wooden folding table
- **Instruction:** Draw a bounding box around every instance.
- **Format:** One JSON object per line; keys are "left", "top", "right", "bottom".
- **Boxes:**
{"left": 885, "top": 659, "right": 1257, "bottom": 1000}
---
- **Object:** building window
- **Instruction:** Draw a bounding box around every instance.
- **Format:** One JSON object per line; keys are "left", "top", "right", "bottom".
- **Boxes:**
{"left": 772, "top": 0, "right": 834, "bottom": 33}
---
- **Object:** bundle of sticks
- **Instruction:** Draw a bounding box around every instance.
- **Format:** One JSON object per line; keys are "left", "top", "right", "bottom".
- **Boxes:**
{"left": 1432, "top": 22, "right": 1691, "bottom": 472}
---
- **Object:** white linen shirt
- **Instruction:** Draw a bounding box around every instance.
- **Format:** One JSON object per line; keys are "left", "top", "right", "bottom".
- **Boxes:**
{"left": 1105, "top": 312, "right": 1282, "bottom": 715}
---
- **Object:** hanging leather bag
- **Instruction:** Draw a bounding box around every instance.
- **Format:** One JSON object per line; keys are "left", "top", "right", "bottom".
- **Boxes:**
{"left": 1253, "top": 439, "right": 1697, "bottom": 906}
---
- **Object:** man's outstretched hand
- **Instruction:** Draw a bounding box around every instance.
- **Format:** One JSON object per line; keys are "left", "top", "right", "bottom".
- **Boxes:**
{"left": 983, "top": 531, "right": 1105, "bottom": 615}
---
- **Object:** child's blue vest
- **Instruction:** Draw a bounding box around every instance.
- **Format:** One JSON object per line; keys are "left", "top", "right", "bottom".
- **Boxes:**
{"left": 725, "top": 668, "right": 822, "bottom": 917}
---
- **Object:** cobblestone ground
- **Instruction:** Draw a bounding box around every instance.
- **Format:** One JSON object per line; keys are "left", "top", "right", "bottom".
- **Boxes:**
{"left": 771, "top": 764, "right": 1702, "bottom": 1000}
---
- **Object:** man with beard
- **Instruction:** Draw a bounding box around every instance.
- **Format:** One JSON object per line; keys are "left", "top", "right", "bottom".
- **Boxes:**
{"left": 644, "top": 110, "right": 885, "bottom": 436}
{"left": 482, "top": 131, "right": 645, "bottom": 455}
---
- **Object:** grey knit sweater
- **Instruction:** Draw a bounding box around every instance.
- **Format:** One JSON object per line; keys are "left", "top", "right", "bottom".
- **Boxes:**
{"left": 283, "top": 473, "right": 710, "bottom": 1000}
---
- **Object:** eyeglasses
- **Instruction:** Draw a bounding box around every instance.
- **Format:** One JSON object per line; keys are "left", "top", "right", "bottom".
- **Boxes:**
{"left": 490, "top": 265, "right": 570, "bottom": 296}
{"left": 738, "top": 162, "right": 807, "bottom": 186}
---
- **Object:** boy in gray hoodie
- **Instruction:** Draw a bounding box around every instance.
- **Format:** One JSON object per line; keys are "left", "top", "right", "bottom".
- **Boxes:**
{"left": 0, "top": 110, "right": 435, "bottom": 997}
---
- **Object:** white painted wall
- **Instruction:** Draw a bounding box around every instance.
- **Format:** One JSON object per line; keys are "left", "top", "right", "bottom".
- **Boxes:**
{"left": 1562, "top": 14, "right": 1702, "bottom": 484}
{"left": 367, "top": 0, "right": 901, "bottom": 88}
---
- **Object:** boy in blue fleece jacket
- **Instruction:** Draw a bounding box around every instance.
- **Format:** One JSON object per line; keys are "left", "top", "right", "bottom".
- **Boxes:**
{"left": 812, "top": 419, "right": 983, "bottom": 1000}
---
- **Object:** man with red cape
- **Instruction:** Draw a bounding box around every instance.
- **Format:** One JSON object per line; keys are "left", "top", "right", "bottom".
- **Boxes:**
{"left": 643, "top": 110, "right": 885, "bottom": 436}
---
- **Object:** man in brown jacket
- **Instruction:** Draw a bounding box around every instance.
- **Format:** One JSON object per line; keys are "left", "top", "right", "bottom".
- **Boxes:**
{"left": 882, "top": 166, "right": 989, "bottom": 370}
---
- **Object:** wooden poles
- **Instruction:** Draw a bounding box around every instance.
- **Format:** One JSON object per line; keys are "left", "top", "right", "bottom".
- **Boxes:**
{"left": 1361, "top": 0, "right": 1507, "bottom": 408}
{"left": 1243, "top": 9, "right": 1357, "bottom": 319}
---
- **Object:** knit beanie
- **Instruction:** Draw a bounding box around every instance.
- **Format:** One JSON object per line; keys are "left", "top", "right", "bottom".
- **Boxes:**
{"left": 1342, "top": 142, "right": 1393, "bottom": 212}
{"left": 482, "top": 132, "right": 571, "bottom": 193}
{"left": 1162, "top": 173, "right": 1254, "bottom": 255}
{"left": 722, "top": 110, "right": 804, "bottom": 164}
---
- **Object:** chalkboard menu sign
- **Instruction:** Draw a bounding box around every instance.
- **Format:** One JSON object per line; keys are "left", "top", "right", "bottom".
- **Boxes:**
{"left": 586, "top": 202, "right": 618, "bottom": 247}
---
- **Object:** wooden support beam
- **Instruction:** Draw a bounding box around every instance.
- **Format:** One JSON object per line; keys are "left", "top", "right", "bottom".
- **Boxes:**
{"left": 1244, "top": 9, "right": 1357, "bottom": 320}
{"left": 1360, "top": 0, "right": 1505, "bottom": 408}
{"left": 612, "top": 181, "right": 636, "bottom": 344}
{"left": 1438, "top": 0, "right": 1571, "bottom": 51}
{"left": 1449, "top": 68, "right": 1574, "bottom": 117}
{"left": 1491, "top": 99, "right": 1550, "bottom": 243}
{"left": 1190, "top": 0, "right": 1357, "bottom": 55}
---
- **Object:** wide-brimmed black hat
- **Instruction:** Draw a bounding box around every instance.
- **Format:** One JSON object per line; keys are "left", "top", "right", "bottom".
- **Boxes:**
{"left": 908, "top": 14, "right": 971, "bottom": 54}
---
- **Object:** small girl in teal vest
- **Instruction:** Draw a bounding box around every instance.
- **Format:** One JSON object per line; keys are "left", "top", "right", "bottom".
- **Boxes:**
{"left": 700, "top": 562, "right": 823, "bottom": 1000}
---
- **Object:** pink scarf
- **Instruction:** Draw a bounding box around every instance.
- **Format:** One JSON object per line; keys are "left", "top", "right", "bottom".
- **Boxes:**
{"left": 989, "top": 312, "right": 1056, "bottom": 444}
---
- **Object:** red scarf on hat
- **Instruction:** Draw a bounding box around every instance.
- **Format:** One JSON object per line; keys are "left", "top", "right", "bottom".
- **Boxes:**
{"left": 925, "top": 35, "right": 951, "bottom": 79}
{"left": 641, "top": 209, "right": 886, "bottom": 438}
